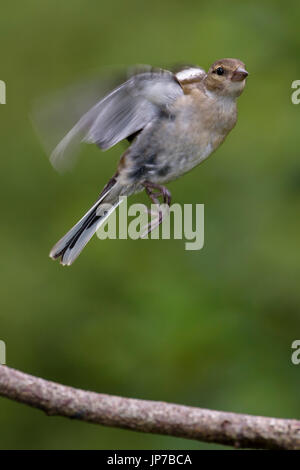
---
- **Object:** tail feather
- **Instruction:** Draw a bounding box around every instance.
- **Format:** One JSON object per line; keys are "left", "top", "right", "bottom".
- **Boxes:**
{"left": 50, "top": 183, "right": 121, "bottom": 266}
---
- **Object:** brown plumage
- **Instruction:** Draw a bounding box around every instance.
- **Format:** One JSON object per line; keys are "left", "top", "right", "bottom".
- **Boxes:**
{"left": 49, "top": 58, "right": 248, "bottom": 265}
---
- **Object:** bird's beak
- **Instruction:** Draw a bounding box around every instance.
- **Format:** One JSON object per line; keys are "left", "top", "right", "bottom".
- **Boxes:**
{"left": 231, "top": 67, "right": 249, "bottom": 82}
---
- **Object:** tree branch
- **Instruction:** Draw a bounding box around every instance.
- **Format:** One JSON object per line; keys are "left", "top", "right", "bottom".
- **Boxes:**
{"left": 0, "top": 365, "right": 299, "bottom": 449}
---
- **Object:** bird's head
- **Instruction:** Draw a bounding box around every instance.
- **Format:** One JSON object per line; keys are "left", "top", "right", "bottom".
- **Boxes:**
{"left": 204, "top": 58, "right": 248, "bottom": 98}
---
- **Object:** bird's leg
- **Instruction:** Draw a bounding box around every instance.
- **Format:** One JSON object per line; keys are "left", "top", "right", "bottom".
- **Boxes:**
{"left": 141, "top": 181, "right": 172, "bottom": 237}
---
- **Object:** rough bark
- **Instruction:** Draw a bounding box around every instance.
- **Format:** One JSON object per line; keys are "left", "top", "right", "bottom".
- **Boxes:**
{"left": 0, "top": 365, "right": 299, "bottom": 449}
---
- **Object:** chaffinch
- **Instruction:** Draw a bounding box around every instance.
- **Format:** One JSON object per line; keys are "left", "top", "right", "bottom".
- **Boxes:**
{"left": 49, "top": 58, "right": 248, "bottom": 265}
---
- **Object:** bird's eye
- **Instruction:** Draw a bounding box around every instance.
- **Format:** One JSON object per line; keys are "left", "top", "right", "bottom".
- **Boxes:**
{"left": 215, "top": 66, "right": 224, "bottom": 76}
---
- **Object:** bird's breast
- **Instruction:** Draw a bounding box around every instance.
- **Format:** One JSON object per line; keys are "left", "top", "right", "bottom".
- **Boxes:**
{"left": 120, "top": 94, "right": 237, "bottom": 185}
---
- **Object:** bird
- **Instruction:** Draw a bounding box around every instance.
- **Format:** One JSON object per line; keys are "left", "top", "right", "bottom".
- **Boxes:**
{"left": 49, "top": 58, "right": 248, "bottom": 266}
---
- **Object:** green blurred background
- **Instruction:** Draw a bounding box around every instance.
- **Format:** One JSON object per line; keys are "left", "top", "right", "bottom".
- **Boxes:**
{"left": 1, "top": 0, "right": 300, "bottom": 450}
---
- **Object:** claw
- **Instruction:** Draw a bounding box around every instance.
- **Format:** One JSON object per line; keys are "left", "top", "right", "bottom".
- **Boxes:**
{"left": 141, "top": 181, "right": 172, "bottom": 237}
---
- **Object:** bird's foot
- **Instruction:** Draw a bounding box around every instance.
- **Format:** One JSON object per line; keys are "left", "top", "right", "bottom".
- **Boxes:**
{"left": 141, "top": 182, "right": 172, "bottom": 237}
{"left": 143, "top": 181, "right": 172, "bottom": 206}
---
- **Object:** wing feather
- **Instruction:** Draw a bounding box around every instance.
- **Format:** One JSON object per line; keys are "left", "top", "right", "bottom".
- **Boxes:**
{"left": 174, "top": 65, "right": 206, "bottom": 84}
{"left": 50, "top": 69, "right": 183, "bottom": 172}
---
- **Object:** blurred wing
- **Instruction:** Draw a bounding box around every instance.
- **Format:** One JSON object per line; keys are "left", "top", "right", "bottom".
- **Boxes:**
{"left": 32, "top": 67, "right": 125, "bottom": 171}
{"left": 50, "top": 69, "right": 183, "bottom": 172}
